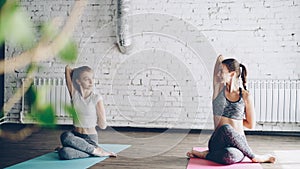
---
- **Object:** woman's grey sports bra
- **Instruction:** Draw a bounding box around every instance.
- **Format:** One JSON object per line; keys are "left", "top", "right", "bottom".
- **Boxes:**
{"left": 212, "top": 86, "right": 245, "bottom": 120}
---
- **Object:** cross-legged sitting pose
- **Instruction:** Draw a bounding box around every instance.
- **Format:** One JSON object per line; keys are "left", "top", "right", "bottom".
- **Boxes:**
{"left": 57, "top": 65, "right": 116, "bottom": 160}
{"left": 186, "top": 55, "right": 276, "bottom": 165}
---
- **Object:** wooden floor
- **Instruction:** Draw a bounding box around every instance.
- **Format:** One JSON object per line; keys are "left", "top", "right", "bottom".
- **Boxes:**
{"left": 0, "top": 124, "right": 300, "bottom": 169}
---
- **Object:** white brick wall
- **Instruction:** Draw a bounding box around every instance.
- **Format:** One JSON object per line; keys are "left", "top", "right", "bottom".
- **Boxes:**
{"left": 4, "top": 0, "right": 300, "bottom": 131}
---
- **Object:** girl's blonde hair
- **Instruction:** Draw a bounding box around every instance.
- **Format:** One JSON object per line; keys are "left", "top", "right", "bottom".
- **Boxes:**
{"left": 71, "top": 66, "right": 93, "bottom": 93}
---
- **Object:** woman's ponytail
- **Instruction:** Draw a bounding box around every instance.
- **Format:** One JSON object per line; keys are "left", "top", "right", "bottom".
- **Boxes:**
{"left": 240, "top": 63, "right": 247, "bottom": 90}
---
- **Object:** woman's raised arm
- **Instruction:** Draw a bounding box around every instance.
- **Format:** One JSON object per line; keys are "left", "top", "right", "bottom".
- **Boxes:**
{"left": 65, "top": 65, "right": 74, "bottom": 98}
{"left": 213, "top": 55, "right": 224, "bottom": 100}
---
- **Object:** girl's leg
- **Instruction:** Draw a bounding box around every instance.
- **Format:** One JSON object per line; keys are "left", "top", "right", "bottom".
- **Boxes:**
{"left": 207, "top": 124, "right": 275, "bottom": 163}
{"left": 73, "top": 131, "right": 99, "bottom": 148}
{"left": 188, "top": 124, "right": 275, "bottom": 164}
{"left": 206, "top": 147, "right": 244, "bottom": 165}
{"left": 60, "top": 131, "right": 95, "bottom": 154}
{"left": 74, "top": 132, "right": 116, "bottom": 157}
{"left": 186, "top": 124, "right": 232, "bottom": 160}
{"left": 208, "top": 124, "right": 255, "bottom": 159}
{"left": 59, "top": 147, "right": 91, "bottom": 160}
{"left": 59, "top": 131, "right": 116, "bottom": 159}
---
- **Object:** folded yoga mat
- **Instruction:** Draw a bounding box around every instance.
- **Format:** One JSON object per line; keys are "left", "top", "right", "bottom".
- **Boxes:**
{"left": 5, "top": 144, "right": 131, "bottom": 169}
{"left": 186, "top": 147, "right": 263, "bottom": 169}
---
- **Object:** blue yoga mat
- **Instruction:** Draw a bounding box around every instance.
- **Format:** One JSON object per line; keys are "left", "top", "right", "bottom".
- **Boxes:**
{"left": 5, "top": 144, "right": 131, "bottom": 169}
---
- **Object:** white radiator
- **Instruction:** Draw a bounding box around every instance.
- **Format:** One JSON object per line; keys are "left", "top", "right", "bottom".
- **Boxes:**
{"left": 248, "top": 80, "right": 300, "bottom": 123}
{"left": 20, "top": 78, "right": 300, "bottom": 125}
{"left": 21, "top": 77, "right": 73, "bottom": 124}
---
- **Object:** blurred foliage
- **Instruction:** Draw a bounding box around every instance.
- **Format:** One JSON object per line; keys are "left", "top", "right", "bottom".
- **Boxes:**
{"left": 25, "top": 85, "right": 57, "bottom": 127}
{"left": 22, "top": 61, "right": 77, "bottom": 127}
{"left": 0, "top": 0, "right": 34, "bottom": 48}
{"left": 58, "top": 40, "right": 78, "bottom": 63}
{"left": 64, "top": 104, "right": 79, "bottom": 124}
{"left": 40, "top": 21, "right": 58, "bottom": 41}
{"left": 0, "top": 0, "right": 6, "bottom": 9}
{"left": 0, "top": 0, "right": 79, "bottom": 126}
{"left": 25, "top": 83, "right": 78, "bottom": 128}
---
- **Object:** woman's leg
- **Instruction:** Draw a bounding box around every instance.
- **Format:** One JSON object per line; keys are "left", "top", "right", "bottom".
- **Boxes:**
{"left": 60, "top": 131, "right": 96, "bottom": 154}
{"left": 59, "top": 131, "right": 115, "bottom": 159}
{"left": 187, "top": 124, "right": 275, "bottom": 164}
{"left": 59, "top": 147, "right": 91, "bottom": 160}
{"left": 208, "top": 124, "right": 255, "bottom": 159}
{"left": 207, "top": 124, "right": 275, "bottom": 163}
{"left": 72, "top": 131, "right": 115, "bottom": 157}
{"left": 206, "top": 147, "right": 244, "bottom": 165}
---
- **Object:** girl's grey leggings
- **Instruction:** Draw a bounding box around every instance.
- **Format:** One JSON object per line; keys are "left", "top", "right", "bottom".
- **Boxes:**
{"left": 58, "top": 130, "right": 99, "bottom": 160}
{"left": 206, "top": 124, "right": 255, "bottom": 165}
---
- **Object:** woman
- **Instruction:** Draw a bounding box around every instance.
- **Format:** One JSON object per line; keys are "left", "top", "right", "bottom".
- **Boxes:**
{"left": 186, "top": 55, "right": 276, "bottom": 164}
{"left": 57, "top": 65, "right": 116, "bottom": 160}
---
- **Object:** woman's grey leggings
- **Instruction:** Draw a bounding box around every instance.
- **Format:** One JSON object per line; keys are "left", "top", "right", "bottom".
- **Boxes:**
{"left": 58, "top": 131, "right": 99, "bottom": 160}
{"left": 206, "top": 124, "right": 255, "bottom": 165}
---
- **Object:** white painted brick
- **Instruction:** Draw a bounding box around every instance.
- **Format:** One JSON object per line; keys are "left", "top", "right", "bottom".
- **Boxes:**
{"left": 3, "top": 0, "right": 300, "bottom": 131}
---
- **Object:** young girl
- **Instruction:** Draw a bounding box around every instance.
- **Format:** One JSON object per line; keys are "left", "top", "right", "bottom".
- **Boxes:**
{"left": 186, "top": 55, "right": 276, "bottom": 164}
{"left": 57, "top": 65, "right": 116, "bottom": 160}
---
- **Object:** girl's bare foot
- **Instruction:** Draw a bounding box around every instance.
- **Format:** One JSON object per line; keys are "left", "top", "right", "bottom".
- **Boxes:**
{"left": 186, "top": 151, "right": 195, "bottom": 158}
{"left": 93, "top": 147, "right": 117, "bottom": 157}
{"left": 54, "top": 146, "right": 62, "bottom": 152}
{"left": 252, "top": 154, "right": 276, "bottom": 163}
{"left": 186, "top": 150, "right": 208, "bottom": 159}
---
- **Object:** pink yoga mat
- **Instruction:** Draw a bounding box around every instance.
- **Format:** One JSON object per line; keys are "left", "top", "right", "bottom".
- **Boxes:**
{"left": 186, "top": 147, "right": 263, "bottom": 169}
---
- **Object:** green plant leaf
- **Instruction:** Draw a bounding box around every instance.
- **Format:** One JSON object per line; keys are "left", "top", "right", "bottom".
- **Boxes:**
{"left": 25, "top": 63, "right": 38, "bottom": 74}
{"left": 32, "top": 104, "right": 57, "bottom": 127}
{"left": 58, "top": 40, "right": 78, "bottom": 63}
{"left": 0, "top": 0, "right": 17, "bottom": 44}
{"left": 40, "top": 105, "right": 56, "bottom": 125}
{"left": 64, "top": 104, "right": 78, "bottom": 123}
{"left": 34, "top": 86, "right": 50, "bottom": 110}
{"left": 26, "top": 85, "right": 57, "bottom": 127}
{"left": 40, "top": 21, "right": 58, "bottom": 41}
{"left": 0, "top": 0, "right": 7, "bottom": 10}
{"left": 0, "top": 0, "right": 34, "bottom": 47}
{"left": 25, "top": 85, "right": 37, "bottom": 107}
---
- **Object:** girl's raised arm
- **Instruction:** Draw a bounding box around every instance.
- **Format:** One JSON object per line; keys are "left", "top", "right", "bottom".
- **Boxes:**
{"left": 65, "top": 65, "right": 74, "bottom": 98}
{"left": 213, "top": 55, "right": 224, "bottom": 100}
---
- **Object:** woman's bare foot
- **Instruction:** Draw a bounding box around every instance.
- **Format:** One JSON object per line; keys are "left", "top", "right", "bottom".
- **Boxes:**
{"left": 186, "top": 151, "right": 195, "bottom": 158}
{"left": 54, "top": 146, "right": 62, "bottom": 152}
{"left": 252, "top": 154, "right": 276, "bottom": 163}
{"left": 93, "top": 147, "right": 117, "bottom": 157}
{"left": 186, "top": 150, "right": 208, "bottom": 159}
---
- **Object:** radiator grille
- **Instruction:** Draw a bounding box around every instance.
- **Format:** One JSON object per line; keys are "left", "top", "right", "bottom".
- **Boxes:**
{"left": 248, "top": 80, "right": 300, "bottom": 123}
{"left": 19, "top": 78, "right": 300, "bottom": 125}
{"left": 21, "top": 77, "right": 73, "bottom": 124}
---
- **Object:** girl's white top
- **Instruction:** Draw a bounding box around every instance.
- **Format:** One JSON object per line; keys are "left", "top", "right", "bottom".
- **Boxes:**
{"left": 72, "top": 90, "right": 103, "bottom": 128}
